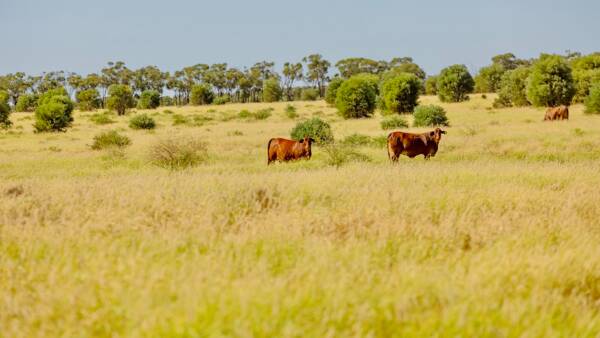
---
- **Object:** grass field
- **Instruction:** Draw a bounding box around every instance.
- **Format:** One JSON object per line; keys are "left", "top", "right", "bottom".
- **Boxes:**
{"left": 2, "top": 95, "right": 600, "bottom": 337}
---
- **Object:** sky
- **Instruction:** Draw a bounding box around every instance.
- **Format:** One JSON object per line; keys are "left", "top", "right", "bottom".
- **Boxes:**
{"left": 1, "top": 0, "right": 599, "bottom": 76}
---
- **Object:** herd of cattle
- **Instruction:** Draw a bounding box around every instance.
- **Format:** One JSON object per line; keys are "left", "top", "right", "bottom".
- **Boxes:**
{"left": 266, "top": 106, "right": 570, "bottom": 164}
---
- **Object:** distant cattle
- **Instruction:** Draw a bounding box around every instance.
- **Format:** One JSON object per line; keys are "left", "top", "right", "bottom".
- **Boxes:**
{"left": 387, "top": 128, "right": 446, "bottom": 162}
{"left": 267, "top": 137, "right": 314, "bottom": 164}
{"left": 544, "top": 105, "right": 569, "bottom": 121}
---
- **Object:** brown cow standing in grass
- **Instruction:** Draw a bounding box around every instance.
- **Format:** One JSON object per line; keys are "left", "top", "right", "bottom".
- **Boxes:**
{"left": 267, "top": 137, "right": 314, "bottom": 164}
{"left": 544, "top": 105, "right": 569, "bottom": 121}
{"left": 387, "top": 128, "right": 446, "bottom": 162}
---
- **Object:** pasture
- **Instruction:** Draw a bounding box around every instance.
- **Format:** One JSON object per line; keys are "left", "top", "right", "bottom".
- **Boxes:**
{"left": 2, "top": 95, "right": 600, "bottom": 337}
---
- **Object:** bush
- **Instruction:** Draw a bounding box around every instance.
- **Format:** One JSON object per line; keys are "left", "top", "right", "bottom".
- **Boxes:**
{"left": 301, "top": 88, "right": 319, "bottom": 101}
{"left": 325, "top": 78, "right": 344, "bottom": 105}
{"left": 262, "top": 78, "right": 282, "bottom": 102}
{"left": 380, "top": 115, "right": 409, "bottom": 130}
{"left": 149, "top": 137, "right": 209, "bottom": 170}
{"left": 34, "top": 90, "right": 74, "bottom": 132}
{"left": 238, "top": 109, "right": 252, "bottom": 119}
{"left": 89, "top": 112, "right": 115, "bottom": 125}
{"left": 253, "top": 108, "right": 273, "bottom": 120}
{"left": 76, "top": 89, "right": 101, "bottom": 111}
{"left": 160, "top": 96, "right": 174, "bottom": 106}
{"left": 213, "top": 95, "right": 230, "bottom": 105}
{"left": 284, "top": 104, "right": 298, "bottom": 118}
{"left": 322, "top": 143, "right": 370, "bottom": 167}
{"left": 335, "top": 75, "right": 378, "bottom": 119}
{"left": 413, "top": 104, "right": 449, "bottom": 127}
{"left": 573, "top": 69, "right": 600, "bottom": 103}
{"left": 585, "top": 84, "right": 600, "bottom": 114}
{"left": 91, "top": 130, "right": 131, "bottom": 150}
{"left": 190, "top": 84, "right": 214, "bottom": 105}
{"left": 494, "top": 66, "right": 531, "bottom": 107}
{"left": 342, "top": 133, "right": 372, "bottom": 146}
{"left": 0, "top": 91, "right": 11, "bottom": 128}
{"left": 526, "top": 54, "right": 575, "bottom": 107}
{"left": 15, "top": 93, "right": 38, "bottom": 112}
{"left": 106, "top": 85, "right": 135, "bottom": 115}
{"left": 379, "top": 73, "right": 421, "bottom": 114}
{"left": 290, "top": 117, "right": 334, "bottom": 144}
{"left": 474, "top": 63, "right": 505, "bottom": 93}
{"left": 129, "top": 113, "right": 156, "bottom": 130}
{"left": 137, "top": 90, "right": 161, "bottom": 109}
{"left": 425, "top": 76, "right": 438, "bottom": 95}
{"left": 437, "top": 64, "right": 474, "bottom": 102}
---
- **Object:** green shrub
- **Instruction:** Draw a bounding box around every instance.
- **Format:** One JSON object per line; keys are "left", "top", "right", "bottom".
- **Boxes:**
{"left": 262, "top": 78, "right": 282, "bottom": 102}
{"left": 137, "top": 90, "right": 161, "bottom": 109}
{"left": 253, "top": 108, "right": 273, "bottom": 120}
{"left": 149, "top": 137, "right": 209, "bottom": 170}
{"left": 425, "top": 76, "right": 438, "bottom": 95}
{"left": 284, "top": 104, "right": 298, "bottom": 119}
{"left": 325, "top": 78, "right": 344, "bottom": 105}
{"left": 0, "top": 91, "right": 11, "bottom": 128}
{"left": 322, "top": 143, "right": 371, "bottom": 167}
{"left": 335, "top": 75, "right": 378, "bottom": 119}
{"left": 89, "top": 112, "right": 115, "bottom": 125}
{"left": 379, "top": 73, "right": 421, "bottom": 114}
{"left": 413, "top": 104, "right": 449, "bottom": 127}
{"left": 213, "top": 95, "right": 230, "bottom": 105}
{"left": 437, "top": 64, "right": 474, "bottom": 102}
{"left": 301, "top": 88, "right": 319, "bottom": 101}
{"left": 129, "top": 113, "right": 156, "bottom": 130}
{"left": 371, "top": 135, "right": 388, "bottom": 148}
{"left": 106, "top": 85, "right": 135, "bottom": 115}
{"left": 380, "top": 115, "right": 409, "bottom": 130}
{"left": 15, "top": 93, "right": 38, "bottom": 112}
{"left": 238, "top": 109, "right": 253, "bottom": 119}
{"left": 526, "top": 54, "right": 575, "bottom": 107}
{"left": 585, "top": 84, "right": 600, "bottom": 114}
{"left": 290, "top": 117, "right": 334, "bottom": 144}
{"left": 34, "top": 91, "right": 74, "bottom": 132}
{"left": 163, "top": 109, "right": 174, "bottom": 114}
{"left": 160, "top": 96, "right": 174, "bottom": 106}
{"left": 172, "top": 114, "right": 189, "bottom": 126}
{"left": 190, "top": 84, "right": 214, "bottom": 105}
{"left": 76, "top": 89, "right": 101, "bottom": 111}
{"left": 91, "top": 130, "right": 131, "bottom": 150}
{"left": 342, "top": 133, "right": 372, "bottom": 146}
{"left": 474, "top": 63, "right": 505, "bottom": 93}
{"left": 494, "top": 66, "right": 531, "bottom": 107}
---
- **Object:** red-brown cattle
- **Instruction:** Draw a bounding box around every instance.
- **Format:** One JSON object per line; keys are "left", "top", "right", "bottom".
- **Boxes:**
{"left": 387, "top": 128, "right": 446, "bottom": 162}
{"left": 544, "top": 105, "right": 569, "bottom": 121}
{"left": 267, "top": 137, "right": 314, "bottom": 164}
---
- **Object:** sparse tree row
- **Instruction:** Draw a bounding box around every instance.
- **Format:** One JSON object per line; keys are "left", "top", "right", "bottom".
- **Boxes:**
{"left": 1, "top": 51, "right": 599, "bottom": 132}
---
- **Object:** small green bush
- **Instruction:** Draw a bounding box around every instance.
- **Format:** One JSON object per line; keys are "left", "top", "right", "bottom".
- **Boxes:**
{"left": 160, "top": 96, "right": 174, "bottom": 106}
{"left": 262, "top": 78, "right": 282, "bottom": 102}
{"left": 425, "top": 76, "right": 438, "bottom": 95}
{"left": 137, "top": 90, "right": 161, "bottom": 109}
{"left": 172, "top": 114, "right": 189, "bottom": 126}
{"left": 76, "top": 89, "right": 101, "bottom": 111}
{"left": 584, "top": 84, "right": 600, "bottom": 114}
{"left": 129, "top": 113, "right": 156, "bottom": 130}
{"left": 379, "top": 73, "right": 421, "bottom": 114}
{"left": 89, "top": 112, "right": 115, "bottom": 125}
{"left": 34, "top": 92, "right": 74, "bottom": 132}
{"left": 284, "top": 104, "right": 298, "bottom": 119}
{"left": 380, "top": 115, "right": 409, "bottom": 130}
{"left": 163, "top": 109, "right": 174, "bottom": 114}
{"left": 413, "top": 105, "right": 450, "bottom": 127}
{"left": 325, "top": 78, "right": 344, "bottom": 105}
{"left": 322, "top": 143, "right": 371, "bottom": 167}
{"left": 253, "top": 108, "right": 273, "bottom": 120}
{"left": 213, "top": 95, "right": 230, "bottom": 105}
{"left": 0, "top": 91, "right": 11, "bottom": 128}
{"left": 335, "top": 75, "right": 378, "bottom": 119}
{"left": 342, "top": 133, "right": 372, "bottom": 146}
{"left": 526, "top": 54, "right": 575, "bottom": 107}
{"left": 437, "top": 64, "right": 474, "bottom": 102}
{"left": 290, "top": 117, "right": 334, "bottom": 144}
{"left": 150, "top": 137, "right": 209, "bottom": 170}
{"left": 91, "top": 130, "right": 131, "bottom": 150}
{"left": 190, "top": 84, "right": 214, "bottom": 105}
{"left": 238, "top": 109, "right": 253, "bottom": 119}
{"left": 301, "top": 88, "right": 319, "bottom": 101}
{"left": 106, "top": 85, "right": 135, "bottom": 115}
{"left": 15, "top": 93, "right": 38, "bottom": 112}
{"left": 494, "top": 66, "right": 531, "bottom": 108}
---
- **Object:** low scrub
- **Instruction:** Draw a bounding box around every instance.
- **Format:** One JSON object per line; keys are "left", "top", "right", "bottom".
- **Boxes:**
{"left": 129, "top": 114, "right": 156, "bottom": 130}
{"left": 89, "top": 112, "right": 115, "bottom": 125}
{"left": 290, "top": 117, "right": 334, "bottom": 144}
{"left": 284, "top": 104, "right": 298, "bottom": 119}
{"left": 413, "top": 104, "right": 450, "bottom": 127}
{"left": 380, "top": 115, "right": 409, "bottom": 130}
{"left": 342, "top": 133, "right": 372, "bottom": 146}
{"left": 322, "top": 143, "right": 371, "bottom": 167}
{"left": 91, "top": 130, "right": 131, "bottom": 150}
{"left": 149, "top": 137, "right": 209, "bottom": 170}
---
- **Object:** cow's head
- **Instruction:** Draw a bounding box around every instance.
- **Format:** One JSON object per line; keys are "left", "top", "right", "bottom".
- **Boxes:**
{"left": 429, "top": 128, "right": 446, "bottom": 143}
{"left": 299, "top": 136, "right": 314, "bottom": 157}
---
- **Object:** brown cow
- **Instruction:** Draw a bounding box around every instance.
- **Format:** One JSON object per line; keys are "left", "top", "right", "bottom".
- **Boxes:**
{"left": 544, "top": 105, "right": 569, "bottom": 121}
{"left": 387, "top": 128, "right": 446, "bottom": 162}
{"left": 267, "top": 137, "right": 314, "bottom": 164}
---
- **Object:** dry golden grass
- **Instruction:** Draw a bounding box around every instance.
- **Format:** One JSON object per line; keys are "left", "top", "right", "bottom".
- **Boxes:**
{"left": 1, "top": 95, "right": 600, "bottom": 337}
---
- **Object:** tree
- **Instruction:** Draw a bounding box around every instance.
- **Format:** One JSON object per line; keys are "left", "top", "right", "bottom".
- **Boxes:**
{"left": 425, "top": 76, "right": 438, "bottom": 95}
{"left": 494, "top": 66, "right": 531, "bottom": 107}
{"left": 325, "top": 77, "right": 344, "bottom": 105}
{"left": 34, "top": 88, "right": 74, "bottom": 132}
{"left": 526, "top": 54, "right": 575, "bottom": 107}
{"left": 335, "top": 58, "right": 387, "bottom": 78}
{"left": 303, "top": 54, "right": 330, "bottom": 97}
{"left": 379, "top": 73, "right": 421, "bottom": 114}
{"left": 15, "top": 93, "right": 38, "bottom": 112}
{"left": 76, "top": 89, "right": 101, "bottom": 111}
{"left": 474, "top": 63, "right": 505, "bottom": 93}
{"left": 190, "top": 84, "right": 214, "bottom": 105}
{"left": 584, "top": 84, "right": 600, "bottom": 114}
{"left": 282, "top": 62, "right": 303, "bottom": 101}
{"left": 106, "top": 84, "right": 135, "bottom": 115}
{"left": 0, "top": 91, "right": 11, "bottom": 128}
{"left": 388, "top": 57, "right": 426, "bottom": 80}
{"left": 137, "top": 90, "right": 161, "bottom": 109}
{"left": 437, "top": 64, "right": 474, "bottom": 102}
{"left": 570, "top": 53, "right": 600, "bottom": 102}
{"left": 132, "top": 66, "right": 166, "bottom": 94}
{"left": 262, "top": 78, "right": 282, "bottom": 102}
{"left": 491, "top": 53, "right": 529, "bottom": 70}
{"left": 335, "top": 75, "right": 378, "bottom": 119}
{"left": 0, "top": 72, "right": 29, "bottom": 106}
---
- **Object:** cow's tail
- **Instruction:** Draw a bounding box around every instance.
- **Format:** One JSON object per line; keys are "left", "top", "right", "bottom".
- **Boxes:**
{"left": 267, "top": 138, "right": 274, "bottom": 165}
{"left": 387, "top": 133, "right": 395, "bottom": 161}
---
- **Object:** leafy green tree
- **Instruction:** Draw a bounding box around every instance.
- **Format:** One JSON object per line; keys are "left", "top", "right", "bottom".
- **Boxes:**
{"left": 106, "top": 84, "right": 135, "bottom": 115}
{"left": 335, "top": 58, "right": 387, "bottom": 78}
{"left": 0, "top": 72, "right": 29, "bottom": 106}
{"left": 585, "top": 84, "right": 600, "bottom": 114}
{"left": 388, "top": 57, "right": 426, "bottom": 80}
{"left": 34, "top": 89, "right": 74, "bottom": 132}
{"left": 379, "top": 73, "right": 421, "bottom": 114}
{"left": 132, "top": 66, "right": 166, "bottom": 94}
{"left": 425, "top": 76, "right": 438, "bottom": 95}
{"left": 301, "top": 88, "right": 319, "bottom": 101}
{"left": 335, "top": 74, "right": 378, "bottom": 119}
{"left": 474, "top": 63, "right": 505, "bottom": 93}
{"left": 282, "top": 62, "right": 303, "bottom": 101}
{"left": 15, "top": 93, "right": 38, "bottom": 112}
{"left": 262, "top": 78, "right": 282, "bottom": 102}
{"left": 570, "top": 53, "right": 600, "bottom": 102}
{"left": 526, "top": 54, "right": 575, "bottom": 107}
{"left": 437, "top": 64, "right": 474, "bottom": 102}
{"left": 290, "top": 117, "right": 334, "bottom": 144}
{"left": 190, "top": 84, "right": 214, "bottom": 105}
{"left": 303, "top": 54, "right": 330, "bottom": 97}
{"left": 137, "top": 90, "right": 161, "bottom": 109}
{"left": 325, "top": 77, "right": 344, "bottom": 105}
{"left": 0, "top": 91, "right": 11, "bottom": 128}
{"left": 494, "top": 66, "right": 531, "bottom": 107}
{"left": 76, "top": 89, "right": 101, "bottom": 111}
{"left": 413, "top": 105, "right": 449, "bottom": 127}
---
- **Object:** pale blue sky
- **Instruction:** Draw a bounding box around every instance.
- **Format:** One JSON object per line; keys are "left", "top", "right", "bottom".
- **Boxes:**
{"left": 1, "top": 0, "right": 598, "bottom": 76}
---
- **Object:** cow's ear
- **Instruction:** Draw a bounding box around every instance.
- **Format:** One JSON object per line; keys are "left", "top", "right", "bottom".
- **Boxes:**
{"left": 430, "top": 131, "right": 435, "bottom": 137}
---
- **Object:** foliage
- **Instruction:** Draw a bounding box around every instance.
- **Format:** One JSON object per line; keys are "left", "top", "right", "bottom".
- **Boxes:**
{"left": 160, "top": 96, "right": 174, "bottom": 106}
{"left": 585, "top": 84, "right": 600, "bottom": 114}
{"left": 387, "top": 59, "right": 427, "bottom": 80}
{"left": 474, "top": 63, "right": 505, "bottom": 93}
{"left": 379, "top": 73, "right": 421, "bottom": 114}
{"left": 437, "top": 64, "right": 474, "bottom": 102}
{"left": 303, "top": 54, "right": 330, "bottom": 97}
{"left": 572, "top": 69, "right": 600, "bottom": 103}
{"left": 89, "top": 112, "right": 115, "bottom": 125}
{"left": 34, "top": 91, "right": 74, "bottom": 132}
{"left": 494, "top": 66, "right": 531, "bottom": 107}
{"left": 412, "top": 104, "right": 449, "bottom": 127}
{"left": 425, "top": 76, "right": 438, "bottom": 95}
{"left": 526, "top": 54, "right": 575, "bottom": 107}
{"left": 106, "top": 84, "right": 135, "bottom": 115}
{"left": 76, "top": 89, "right": 101, "bottom": 111}
{"left": 335, "top": 75, "right": 378, "bottom": 119}
{"left": 301, "top": 88, "right": 319, "bottom": 101}
{"left": 325, "top": 77, "right": 344, "bottom": 105}
{"left": 190, "top": 84, "right": 214, "bottom": 105}
{"left": 322, "top": 143, "right": 371, "bottom": 167}
{"left": 91, "top": 130, "right": 131, "bottom": 150}
{"left": 335, "top": 58, "right": 387, "bottom": 78}
{"left": 253, "top": 108, "right": 273, "bottom": 120}
{"left": 213, "top": 95, "right": 230, "bottom": 105}
{"left": 15, "top": 93, "right": 38, "bottom": 112}
{"left": 341, "top": 133, "right": 372, "bottom": 146}
{"left": 129, "top": 113, "right": 156, "bottom": 130}
{"left": 0, "top": 91, "right": 11, "bottom": 128}
{"left": 262, "top": 78, "right": 282, "bottom": 102}
{"left": 290, "top": 117, "right": 334, "bottom": 144}
{"left": 380, "top": 115, "right": 409, "bottom": 130}
{"left": 149, "top": 137, "right": 208, "bottom": 170}
{"left": 137, "top": 90, "right": 161, "bottom": 109}
{"left": 282, "top": 62, "right": 303, "bottom": 101}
